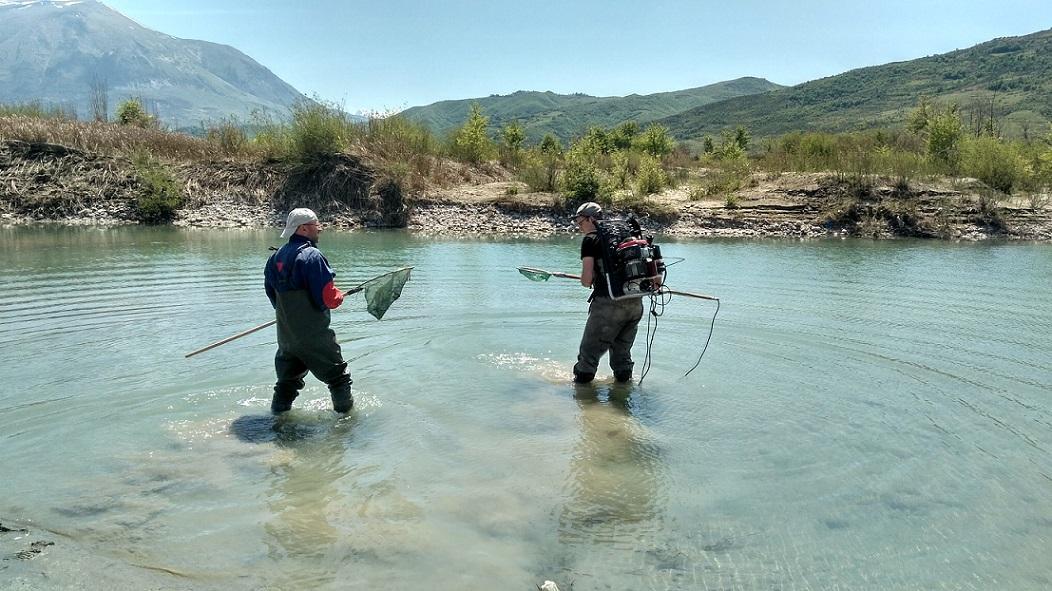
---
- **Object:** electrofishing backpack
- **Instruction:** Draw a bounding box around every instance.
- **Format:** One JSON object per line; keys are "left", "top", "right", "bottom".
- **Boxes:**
{"left": 594, "top": 217, "right": 666, "bottom": 299}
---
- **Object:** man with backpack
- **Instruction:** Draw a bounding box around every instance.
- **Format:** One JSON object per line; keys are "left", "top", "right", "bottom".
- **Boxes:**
{"left": 571, "top": 202, "right": 645, "bottom": 384}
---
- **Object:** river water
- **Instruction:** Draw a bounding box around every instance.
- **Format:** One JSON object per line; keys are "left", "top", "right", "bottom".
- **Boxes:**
{"left": 1, "top": 226, "right": 1050, "bottom": 590}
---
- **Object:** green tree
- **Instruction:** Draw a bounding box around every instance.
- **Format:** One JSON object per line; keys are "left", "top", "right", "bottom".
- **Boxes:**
{"left": 561, "top": 146, "right": 601, "bottom": 201}
{"left": 451, "top": 103, "right": 494, "bottom": 164}
{"left": 733, "top": 126, "right": 751, "bottom": 152}
{"left": 634, "top": 124, "right": 675, "bottom": 157}
{"left": 908, "top": 98, "right": 964, "bottom": 173}
{"left": 578, "top": 126, "right": 614, "bottom": 156}
{"left": 500, "top": 121, "right": 525, "bottom": 152}
{"left": 926, "top": 106, "right": 964, "bottom": 172}
{"left": 635, "top": 154, "right": 668, "bottom": 195}
{"left": 610, "top": 121, "right": 639, "bottom": 151}
{"left": 116, "top": 98, "right": 154, "bottom": 128}
{"left": 907, "top": 97, "right": 932, "bottom": 134}
{"left": 714, "top": 129, "right": 747, "bottom": 161}
{"left": 539, "top": 133, "right": 562, "bottom": 156}
{"left": 499, "top": 121, "right": 525, "bottom": 165}
{"left": 962, "top": 136, "right": 1028, "bottom": 194}
{"left": 702, "top": 135, "right": 715, "bottom": 154}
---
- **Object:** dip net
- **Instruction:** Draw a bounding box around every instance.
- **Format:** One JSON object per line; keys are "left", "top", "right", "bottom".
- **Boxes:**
{"left": 360, "top": 267, "right": 412, "bottom": 320}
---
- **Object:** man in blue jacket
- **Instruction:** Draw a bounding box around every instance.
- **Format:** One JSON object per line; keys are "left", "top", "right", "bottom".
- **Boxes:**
{"left": 264, "top": 208, "right": 353, "bottom": 413}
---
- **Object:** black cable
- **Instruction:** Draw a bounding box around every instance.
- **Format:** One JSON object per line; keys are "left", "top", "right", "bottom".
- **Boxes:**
{"left": 638, "top": 284, "right": 671, "bottom": 385}
{"left": 683, "top": 298, "right": 720, "bottom": 378}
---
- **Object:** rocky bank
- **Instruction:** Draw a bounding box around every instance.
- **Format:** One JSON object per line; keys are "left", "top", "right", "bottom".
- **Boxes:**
{"left": 2, "top": 139, "right": 1050, "bottom": 240}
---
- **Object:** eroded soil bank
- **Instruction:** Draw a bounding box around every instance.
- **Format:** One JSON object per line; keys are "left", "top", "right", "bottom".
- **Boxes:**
{"left": 2, "top": 140, "right": 1050, "bottom": 240}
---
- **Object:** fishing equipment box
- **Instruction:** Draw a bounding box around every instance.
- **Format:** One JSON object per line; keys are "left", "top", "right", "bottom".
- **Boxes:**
{"left": 594, "top": 217, "right": 665, "bottom": 300}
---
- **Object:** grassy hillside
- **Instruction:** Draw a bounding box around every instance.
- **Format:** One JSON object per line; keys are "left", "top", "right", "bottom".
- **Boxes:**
{"left": 659, "top": 29, "right": 1052, "bottom": 141}
{"left": 401, "top": 77, "right": 782, "bottom": 142}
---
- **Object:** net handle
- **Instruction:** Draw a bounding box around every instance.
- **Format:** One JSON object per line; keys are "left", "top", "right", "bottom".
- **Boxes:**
{"left": 185, "top": 266, "right": 413, "bottom": 358}
{"left": 517, "top": 266, "right": 719, "bottom": 301}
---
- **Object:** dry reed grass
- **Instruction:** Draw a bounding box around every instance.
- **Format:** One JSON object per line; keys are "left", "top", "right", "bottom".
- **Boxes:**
{"left": 0, "top": 115, "right": 235, "bottom": 161}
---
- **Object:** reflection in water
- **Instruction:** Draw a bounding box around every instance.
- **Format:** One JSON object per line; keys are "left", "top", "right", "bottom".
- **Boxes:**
{"left": 232, "top": 412, "right": 356, "bottom": 590}
{"left": 556, "top": 385, "right": 667, "bottom": 577}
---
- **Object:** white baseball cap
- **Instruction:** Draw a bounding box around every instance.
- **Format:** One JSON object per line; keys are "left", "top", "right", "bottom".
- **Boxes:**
{"left": 280, "top": 208, "right": 319, "bottom": 239}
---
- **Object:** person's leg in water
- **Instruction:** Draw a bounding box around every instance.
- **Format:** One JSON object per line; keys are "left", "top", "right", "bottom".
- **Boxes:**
{"left": 609, "top": 299, "right": 644, "bottom": 383}
{"left": 304, "top": 347, "right": 354, "bottom": 413}
{"left": 273, "top": 351, "right": 307, "bottom": 413}
{"left": 574, "top": 298, "right": 620, "bottom": 383}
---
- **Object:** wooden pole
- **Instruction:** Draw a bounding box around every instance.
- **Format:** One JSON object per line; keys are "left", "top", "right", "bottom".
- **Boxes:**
{"left": 541, "top": 269, "right": 719, "bottom": 301}
{"left": 184, "top": 267, "right": 411, "bottom": 359}
{"left": 184, "top": 320, "right": 275, "bottom": 358}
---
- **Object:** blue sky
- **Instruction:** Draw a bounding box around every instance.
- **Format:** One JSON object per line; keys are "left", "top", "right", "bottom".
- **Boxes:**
{"left": 103, "top": 0, "right": 1052, "bottom": 114}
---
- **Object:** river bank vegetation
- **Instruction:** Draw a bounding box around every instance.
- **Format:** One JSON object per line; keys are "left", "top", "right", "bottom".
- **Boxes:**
{"left": 1, "top": 97, "right": 1050, "bottom": 238}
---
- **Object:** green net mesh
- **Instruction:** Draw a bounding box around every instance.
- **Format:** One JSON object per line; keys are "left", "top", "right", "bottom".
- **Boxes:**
{"left": 517, "top": 267, "right": 552, "bottom": 282}
{"left": 361, "top": 268, "right": 412, "bottom": 320}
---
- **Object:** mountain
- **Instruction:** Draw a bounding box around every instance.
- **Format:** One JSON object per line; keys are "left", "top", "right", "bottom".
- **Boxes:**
{"left": 0, "top": 0, "right": 306, "bottom": 126}
{"left": 400, "top": 77, "right": 784, "bottom": 141}
{"left": 658, "top": 28, "right": 1052, "bottom": 141}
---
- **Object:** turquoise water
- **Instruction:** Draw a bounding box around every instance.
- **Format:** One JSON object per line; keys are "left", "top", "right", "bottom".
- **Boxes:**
{"left": 1, "top": 227, "right": 1050, "bottom": 590}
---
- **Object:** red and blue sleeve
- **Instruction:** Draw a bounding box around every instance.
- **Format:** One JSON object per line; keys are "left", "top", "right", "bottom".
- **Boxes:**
{"left": 301, "top": 250, "right": 344, "bottom": 310}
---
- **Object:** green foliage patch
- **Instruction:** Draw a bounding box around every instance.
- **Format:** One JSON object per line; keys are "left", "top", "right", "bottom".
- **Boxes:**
{"left": 131, "top": 152, "right": 184, "bottom": 223}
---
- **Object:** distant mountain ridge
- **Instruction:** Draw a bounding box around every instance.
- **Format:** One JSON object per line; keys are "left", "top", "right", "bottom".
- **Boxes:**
{"left": 400, "top": 77, "right": 784, "bottom": 141}
{"left": 0, "top": 0, "right": 306, "bottom": 125}
{"left": 657, "top": 28, "right": 1052, "bottom": 140}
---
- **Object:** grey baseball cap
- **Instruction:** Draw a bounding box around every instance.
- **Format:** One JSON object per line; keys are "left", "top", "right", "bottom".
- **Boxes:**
{"left": 280, "top": 208, "right": 319, "bottom": 238}
{"left": 573, "top": 202, "right": 603, "bottom": 219}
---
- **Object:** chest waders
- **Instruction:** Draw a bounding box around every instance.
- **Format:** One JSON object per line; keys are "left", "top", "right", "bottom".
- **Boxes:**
{"left": 270, "top": 246, "right": 352, "bottom": 413}
{"left": 573, "top": 252, "right": 644, "bottom": 385}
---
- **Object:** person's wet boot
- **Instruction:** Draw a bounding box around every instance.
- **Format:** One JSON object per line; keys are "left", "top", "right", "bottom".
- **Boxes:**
{"left": 328, "top": 374, "right": 354, "bottom": 413}
{"left": 330, "top": 387, "right": 353, "bottom": 413}
{"left": 613, "top": 370, "right": 633, "bottom": 383}
{"left": 271, "top": 388, "right": 299, "bottom": 414}
{"left": 573, "top": 370, "right": 595, "bottom": 384}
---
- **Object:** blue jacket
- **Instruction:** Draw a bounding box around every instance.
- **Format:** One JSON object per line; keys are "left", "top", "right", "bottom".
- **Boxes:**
{"left": 264, "top": 234, "right": 340, "bottom": 310}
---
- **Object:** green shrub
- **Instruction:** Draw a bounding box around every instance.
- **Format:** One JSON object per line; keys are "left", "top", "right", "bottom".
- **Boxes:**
{"left": 634, "top": 124, "right": 675, "bottom": 157}
{"left": 561, "top": 153, "right": 601, "bottom": 201}
{"left": 578, "top": 126, "right": 615, "bottom": 156}
{"left": 499, "top": 121, "right": 525, "bottom": 166}
{"left": 961, "top": 136, "right": 1028, "bottom": 194}
{"left": 131, "top": 152, "right": 183, "bottom": 223}
{"left": 364, "top": 114, "right": 436, "bottom": 160}
{"left": 288, "top": 99, "right": 352, "bottom": 164}
{"left": 116, "top": 98, "right": 155, "bottom": 128}
{"left": 248, "top": 109, "right": 292, "bottom": 160}
{"left": 610, "top": 150, "right": 631, "bottom": 190}
{"left": 713, "top": 129, "right": 748, "bottom": 161}
{"left": 610, "top": 121, "right": 638, "bottom": 151}
{"left": 702, "top": 158, "right": 751, "bottom": 196}
{"left": 205, "top": 117, "right": 248, "bottom": 156}
{"left": 634, "top": 154, "right": 668, "bottom": 195}
{"left": 926, "top": 107, "right": 964, "bottom": 173}
{"left": 518, "top": 148, "right": 560, "bottom": 192}
{"left": 615, "top": 192, "right": 678, "bottom": 221}
{"left": 798, "top": 133, "right": 837, "bottom": 169}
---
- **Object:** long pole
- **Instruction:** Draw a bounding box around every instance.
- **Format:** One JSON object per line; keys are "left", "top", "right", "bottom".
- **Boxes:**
{"left": 183, "top": 284, "right": 366, "bottom": 359}
{"left": 183, "top": 320, "right": 276, "bottom": 358}
{"left": 543, "top": 269, "right": 719, "bottom": 302}
{"left": 184, "top": 267, "right": 411, "bottom": 358}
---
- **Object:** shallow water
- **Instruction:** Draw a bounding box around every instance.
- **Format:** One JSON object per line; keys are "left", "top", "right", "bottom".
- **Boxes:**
{"left": 1, "top": 227, "right": 1050, "bottom": 590}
